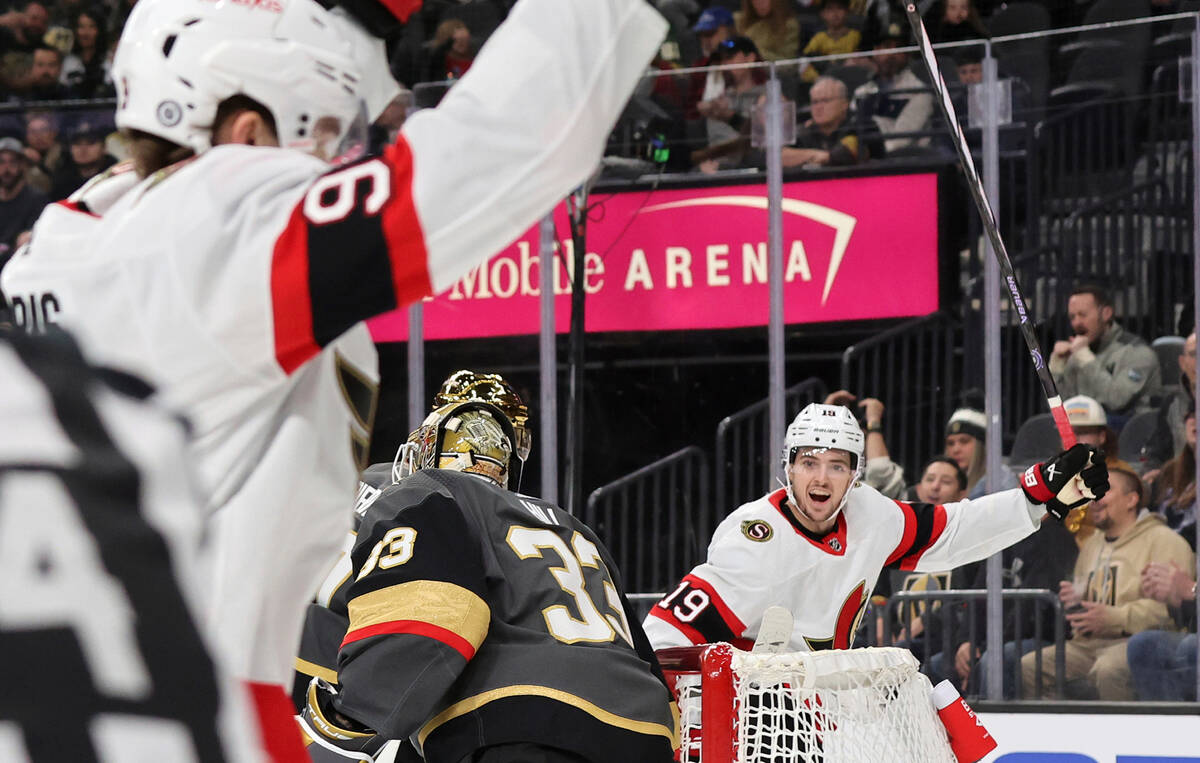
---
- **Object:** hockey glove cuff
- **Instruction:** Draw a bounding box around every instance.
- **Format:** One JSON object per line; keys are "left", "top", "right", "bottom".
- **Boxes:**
{"left": 1021, "top": 444, "right": 1110, "bottom": 522}
{"left": 298, "top": 678, "right": 385, "bottom": 762}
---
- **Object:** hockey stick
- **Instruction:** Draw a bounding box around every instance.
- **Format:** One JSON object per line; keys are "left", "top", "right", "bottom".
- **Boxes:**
{"left": 752, "top": 605, "right": 794, "bottom": 654}
{"left": 901, "top": 4, "right": 1076, "bottom": 451}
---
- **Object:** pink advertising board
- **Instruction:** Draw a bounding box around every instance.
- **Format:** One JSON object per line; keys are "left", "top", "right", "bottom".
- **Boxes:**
{"left": 367, "top": 172, "right": 940, "bottom": 341}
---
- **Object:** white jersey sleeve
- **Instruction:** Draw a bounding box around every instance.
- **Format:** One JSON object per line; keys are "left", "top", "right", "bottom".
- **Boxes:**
{"left": 901, "top": 488, "right": 1045, "bottom": 573}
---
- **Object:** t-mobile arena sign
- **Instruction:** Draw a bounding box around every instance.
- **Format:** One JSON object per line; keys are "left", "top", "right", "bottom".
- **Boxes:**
{"left": 367, "top": 172, "right": 940, "bottom": 341}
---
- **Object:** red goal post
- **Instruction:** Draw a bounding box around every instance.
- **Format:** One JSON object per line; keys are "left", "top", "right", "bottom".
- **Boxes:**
{"left": 657, "top": 644, "right": 958, "bottom": 763}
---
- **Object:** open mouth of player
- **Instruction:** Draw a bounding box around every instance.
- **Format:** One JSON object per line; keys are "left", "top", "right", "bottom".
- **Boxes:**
{"left": 807, "top": 488, "right": 832, "bottom": 508}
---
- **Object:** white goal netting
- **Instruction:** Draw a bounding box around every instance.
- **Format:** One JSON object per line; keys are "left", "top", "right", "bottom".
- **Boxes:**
{"left": 674, "top": 645, "right": 956, "bottom": 763}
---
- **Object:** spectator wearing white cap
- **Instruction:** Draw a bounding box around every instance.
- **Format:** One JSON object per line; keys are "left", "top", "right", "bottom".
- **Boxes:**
{"left": 1065, "top": 395, "right": 1120, "bottom": 462}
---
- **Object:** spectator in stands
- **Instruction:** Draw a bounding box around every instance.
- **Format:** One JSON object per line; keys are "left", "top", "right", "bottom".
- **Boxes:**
{"left": 1145, "top": 332, "right": 1196, "bottom": 470}
{"left": 799, "top": 0, "right": 861, "bottom": 84}
{"left": 1127, "top": 558, "right": 1197, "bottom": 700}
{"left": 1050, "top": 284, "right": 1162, "bottom": 426}
{"left": 685, "top": 7, "right": 735, "bottom": 120}
{"left": 1021, "top": 465, "right": 1194, "bottom": 700}
{"left": 914, "top": 455, "right": 968, "bottom": 504}
{"left": 23, "top": 44, "right": 68, "bottom": 101}
{"left": 1147, "top": 410, "right": 1196, "bottom": 551}
{"left": 852, "top": 23, "right": 934, "bottom": 156}
{"left": 943, "top": 405, "right": 1015, "bottom": 499}
{"left": 781, "top": 75, "right": 862, "bottom": 167}
{"left": 958, "top": 507, "right": 1079, "bottom": 699}
{"left": 422, "top": 19, "right": 475, "bottom": 83}
{"left": 1065, "top": 395, "right": 1120, "bottom": 462}
{"left": 0, "top": 135, "right": 46, "bottom": 271}
{"left": 823, "top": 389, "right": 906, "bottom": 497}
{"left": 0, "top": 1, "right": 48, "bottom": 93}
{"left": 870, "top": 457, "right": 972, "bottom": 681}
{"left": 60, "top": 8, "right": 112, "bottom": 99}
{"left": 734, "top": 0, "right": 800, "bottom": 62}
{"left": 956, "top": 46, "right": 983, "bottom": 85}
{"left": 22, "top": 109, "right": 58, "bottom": 193}
{"left": 48, "top": 119, "right": 115, "bottom": 201}
{"left": 923, "top": 0, "right": 989, "bottom": 45}
{"left": 694, "top": 36, "right": 765, "bottom": 171}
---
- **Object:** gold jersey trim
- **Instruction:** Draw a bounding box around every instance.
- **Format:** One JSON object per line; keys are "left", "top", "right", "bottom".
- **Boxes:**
{"left": 295, "top": 656, "right": 338, "bottom": 685}
{"left": 417, "top": 684, "right": 680, "bottom": 749}
{"left": 347, "top": 580, "right": 490, "bottom": 651}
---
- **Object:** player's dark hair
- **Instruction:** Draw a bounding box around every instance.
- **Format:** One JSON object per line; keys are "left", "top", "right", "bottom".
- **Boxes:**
{"left": 1109, "top": 466, "right": 1144, "bottom": 506}
{"left": 213, "top": 94, "right": 279, "bottom": 141}
{"left": 921, "top": 455, "right": 967, "bottom": 492}
{"left": 1070, "top": 283, "right": 1111, "bottom": 309}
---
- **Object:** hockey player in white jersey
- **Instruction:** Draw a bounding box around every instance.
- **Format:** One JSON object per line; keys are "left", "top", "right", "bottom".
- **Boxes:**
{"left": 644, "top": 403, "right": 1110, "bottom": 653}
{"left": 1, "top": 0, "right": 666, "bottom": 757}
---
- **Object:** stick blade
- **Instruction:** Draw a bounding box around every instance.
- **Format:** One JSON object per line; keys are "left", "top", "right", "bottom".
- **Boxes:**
{"left": 752, "top": 605, "right": 794, "bottom": 653}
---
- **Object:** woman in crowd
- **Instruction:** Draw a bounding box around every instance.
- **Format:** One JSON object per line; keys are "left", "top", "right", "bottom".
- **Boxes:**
{"left": 1148, "top": 409, "right": 1196, "bottom": 550}
{"left": 61, "top": 7, "right": 112, "bottom": 99}
{"left": 735, "top": 0, "right": 799, "bottom": 62}
{"left": 423, "top": 18, "right": 475, "bottom": 83}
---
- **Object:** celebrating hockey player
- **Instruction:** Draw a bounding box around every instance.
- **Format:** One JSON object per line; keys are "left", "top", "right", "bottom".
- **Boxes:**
{"left": 644, "top": 403, "right": 1110, "bottom": 653}
{"left": 0, "top": 0, "right": 666, "bottom": 757}
{"left": 299, "top": 402, "right": 678, "bottom": 762}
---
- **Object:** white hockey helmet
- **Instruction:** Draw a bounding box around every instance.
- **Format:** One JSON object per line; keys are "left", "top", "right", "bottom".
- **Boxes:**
{"left": 781, "top": 403, "right": 865, "bottom": 519}
{"left": 112, "top": 0, "right": 369, "bottom": 157}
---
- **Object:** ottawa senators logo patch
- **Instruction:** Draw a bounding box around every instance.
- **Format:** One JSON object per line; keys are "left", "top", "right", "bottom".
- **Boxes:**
{"left": 741, "top": 520, "right": 774, "bottom": 542}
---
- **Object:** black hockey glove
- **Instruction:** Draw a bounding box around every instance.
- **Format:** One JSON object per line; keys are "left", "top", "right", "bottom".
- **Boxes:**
{"left": 1020, "top": 444, "right": 1110, "bottom": 522}
{"left": 298, "top": 678, "right": 386, "bottom": 761}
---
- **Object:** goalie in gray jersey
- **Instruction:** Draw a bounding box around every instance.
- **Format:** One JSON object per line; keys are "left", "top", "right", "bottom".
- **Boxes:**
{"left": 298, "top": 401, "right": 677, "bottom": 762}
{"left": 293, "top": 370, "right": 533, "bottom": 705}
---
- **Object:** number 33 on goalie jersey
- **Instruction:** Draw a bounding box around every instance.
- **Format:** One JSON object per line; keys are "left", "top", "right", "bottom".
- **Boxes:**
{"left": 644, "top": 484, "right": 1045, "bottom": 653}
{"left": 332, "top": 469, "right": 678, "bottom": 763}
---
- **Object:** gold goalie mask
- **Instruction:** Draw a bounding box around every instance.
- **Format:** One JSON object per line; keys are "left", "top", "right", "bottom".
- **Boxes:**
{"left": 433, "top": 370, "right": 531, "bottom": 463}
{"left": 399, "top": 401, "right": 517, "bottom": 489}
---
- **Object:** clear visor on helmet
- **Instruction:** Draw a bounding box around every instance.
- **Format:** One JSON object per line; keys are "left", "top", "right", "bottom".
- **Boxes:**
{"left": 513, "top": 425, "right": 532, "bottom": 463}
{"left": 297, "top": 100, "right": 371, "bottom": 165}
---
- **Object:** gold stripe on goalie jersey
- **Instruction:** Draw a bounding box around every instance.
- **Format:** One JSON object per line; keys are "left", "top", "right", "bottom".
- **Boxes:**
{"left": 347, "top": 580, "right": 490, "bottom": 650}
{"left": 417, "top": 684, "right": 680, "bottom": 749}
{"left": 294, "top": 656, "right": 338, "bottom": 685}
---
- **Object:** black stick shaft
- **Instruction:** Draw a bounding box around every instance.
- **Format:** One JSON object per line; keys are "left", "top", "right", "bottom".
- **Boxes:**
{"left": 901, "top": 4, "right": 1075, "bottom": 448}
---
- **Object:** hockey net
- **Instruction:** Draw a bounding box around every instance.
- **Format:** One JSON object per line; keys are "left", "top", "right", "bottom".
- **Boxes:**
{"left": 660, "top": 644, "right": 957, "bottom": 763}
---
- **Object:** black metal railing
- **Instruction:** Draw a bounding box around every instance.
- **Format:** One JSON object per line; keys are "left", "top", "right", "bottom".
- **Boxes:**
{"left": 881, "top": 588, "right": 1067, "bottom": 701}
{"left": 712, "top": 377, "right": 828, "bottom": 516}
{"left": 583, "top": 446, "right": 710, "bottom": 595}
{"left": 841, "top": 314, "right": 962, "bottom": 480}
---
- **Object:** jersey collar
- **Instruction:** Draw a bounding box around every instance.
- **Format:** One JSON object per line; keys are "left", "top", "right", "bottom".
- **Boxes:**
{"left": 768, "top": 488, "right": 848, "bottom": 556}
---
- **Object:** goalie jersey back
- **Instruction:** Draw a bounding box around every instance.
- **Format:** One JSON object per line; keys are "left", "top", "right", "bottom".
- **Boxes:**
{"left": 336, "top": 469, "right": 678, "bottom": 762}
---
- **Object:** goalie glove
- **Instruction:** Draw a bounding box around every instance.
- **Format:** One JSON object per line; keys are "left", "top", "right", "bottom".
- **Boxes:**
{"left": 1020, "top": 444, "right": 1110, "bottom": 522}
{"left": 298, "top": 678, "right": 387, "bottom": 762}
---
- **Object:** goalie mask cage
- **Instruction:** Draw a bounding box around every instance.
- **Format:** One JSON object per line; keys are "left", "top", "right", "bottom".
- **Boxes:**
{"left": 660, "top": 644, "right": 957, "bottom": 763}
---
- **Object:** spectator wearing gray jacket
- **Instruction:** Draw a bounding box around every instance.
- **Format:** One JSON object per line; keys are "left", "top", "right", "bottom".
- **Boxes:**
{"left": 1050, "top": 284, "right": 1161, "bottom": 427}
